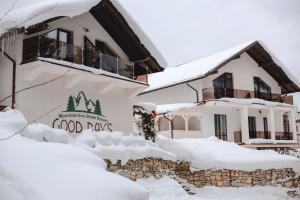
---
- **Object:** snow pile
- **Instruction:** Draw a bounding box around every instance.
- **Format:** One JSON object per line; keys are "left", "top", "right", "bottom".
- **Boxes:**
{"left": 72, "top": 130, "right": 177, "bottom": 165}
{"left": 137, "top": 176, "right": 293, "bottom": 200}
{"left": 157, "top": 136, "right": 300, "bottom": 172}
{"left": 156, "top": 103, "right": 198, "bottom": 114}
{"left": 0, "top": 110, "right": 148, "bottom": 200}
{"left": 21, "top": 123, "right": 70, "bottom": 143}
{"left": 0, "top": 0, "right": 100, "bottom": 34}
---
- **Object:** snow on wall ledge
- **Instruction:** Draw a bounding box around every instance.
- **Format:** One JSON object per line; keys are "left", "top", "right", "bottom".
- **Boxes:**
{"left": 17, "top": 110, "right": 300, "bottom": 173}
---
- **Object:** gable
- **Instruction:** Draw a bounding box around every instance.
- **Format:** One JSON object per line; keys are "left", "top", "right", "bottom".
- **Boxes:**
{"left": 202, "top": 52, "right": 282, "bottom": 94}
{"left": 0, "top": 0, "right": 166, "bottom": 75}
{"left": 140, "top": 41, "right": 299, "bottom": 95}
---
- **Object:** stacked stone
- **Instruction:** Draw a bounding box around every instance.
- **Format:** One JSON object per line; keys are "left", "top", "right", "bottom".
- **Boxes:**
{"left": 105, "top": 158, "right": 300, "bottom": 189}
{"left": 106, "top": 158, "right": 176, "bottom": 181}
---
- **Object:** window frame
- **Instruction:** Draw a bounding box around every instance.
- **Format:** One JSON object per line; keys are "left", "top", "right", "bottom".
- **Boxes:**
{"left": 214, "top": 114, "right": 227, "bottom": 141}
{"left": 253, "top": 77, "right": 272, "bottom": 100}
{"left": 213, "top": 72, "right": 234, "bottom": 99}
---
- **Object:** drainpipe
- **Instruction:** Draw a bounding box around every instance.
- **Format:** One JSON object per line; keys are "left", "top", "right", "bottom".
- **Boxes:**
{"left": 163, "top": 113, "right": 174, "bottom": 139}
{"left": 186, "top": 82, "right": 199, "bottom": 103}
{"left": 0, "top": 48, "right": 16, "bottom": 109}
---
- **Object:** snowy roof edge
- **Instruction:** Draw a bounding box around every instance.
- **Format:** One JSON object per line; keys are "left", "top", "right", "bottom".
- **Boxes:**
{"left": 140, "top": 40, "right": 300, "bottom": 95}
{"left": 0, "top": 0, "right": 167, "bottom": 68}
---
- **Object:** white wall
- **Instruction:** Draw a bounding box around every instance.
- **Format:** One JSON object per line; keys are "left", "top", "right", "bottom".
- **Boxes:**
{"left": 201, "top": 106, "right": 241, "bottom": 142}
{"left": 137, "top": 79, "right": 202, "bottom": 104}
{"left": 0, "top": 12, "right": 143, "bottom": 134}
{"left": 15, "top": 65, "right": 136, "bottom": 133}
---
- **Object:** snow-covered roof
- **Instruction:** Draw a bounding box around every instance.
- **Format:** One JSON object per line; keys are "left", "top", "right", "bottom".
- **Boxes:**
{"left": 0, "top": 0, "right": 167, "bottom": 68}
{"left": 142, "top": 41, "right": 300, "bottom": 93}
{"left": 156, "top": 103, "right": 198, "bottom": 114}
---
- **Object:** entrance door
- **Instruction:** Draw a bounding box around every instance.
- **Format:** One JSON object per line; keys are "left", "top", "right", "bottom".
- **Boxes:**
{"left": 263, "top": 117, "right": 269, "bottom": 139}
{"left": 248, "top": 116, "right": 256, "bottom": 139}
{"left": 214, "top": 114, "right": 227, "bottom": 141}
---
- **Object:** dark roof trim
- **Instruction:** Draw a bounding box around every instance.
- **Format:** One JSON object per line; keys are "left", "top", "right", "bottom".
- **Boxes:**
{"left": 140, "top": 41, "right": 300, "bottom": 95}
{"left": 90, "top": 0, "right": 163, "bottom": 74}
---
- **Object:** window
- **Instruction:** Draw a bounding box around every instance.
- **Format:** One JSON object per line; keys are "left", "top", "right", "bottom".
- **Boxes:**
{"left": 214, "top": 114, "right": 227, "bottom": 141}
{"left": 95, "top": 40, "right": 116, "bottom": 57}
{"left": 283, "top": 113, "right": 290, "bottom": 133}
{"left": 213, "top": 73, "right": 233, "bottom": 99}
{"left": 39, "top": 29, "right": 73, "bottom": 61}
{"left": 263, "top": 117, "right": 269, "bottom": 139}
{"left": 254, "top": 77, "right": 271, "bottom": 100}
{"left": 248, "top": 116, "right": 257, "bottom": 139}
{"left": 22, "top": 36, "right": 39, "bottom": 63}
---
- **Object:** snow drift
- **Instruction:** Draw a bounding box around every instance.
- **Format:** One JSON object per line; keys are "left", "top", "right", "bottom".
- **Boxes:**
{"left": 1, "top": 109, "right": 300, "bottom": 200}
{"left": 0, "top": 109, "right": 148, "bottom": 200}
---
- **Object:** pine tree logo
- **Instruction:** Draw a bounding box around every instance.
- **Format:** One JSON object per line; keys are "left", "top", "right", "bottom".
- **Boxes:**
{"left": 94, "top": 100, "right": 101, "bottom": 115}
{"left": 66, "top": 95, "right": 75, "bottom": 112}
{"left": 64, "top": 91, "right": 104, "bottom": 116}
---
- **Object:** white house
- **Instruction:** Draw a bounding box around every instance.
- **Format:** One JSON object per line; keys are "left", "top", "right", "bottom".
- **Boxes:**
{"left": 0, "top": 0, "right": 166, "bottom": 134}
{"left": 138, "top": 41, "right": 300, "bottom": 149}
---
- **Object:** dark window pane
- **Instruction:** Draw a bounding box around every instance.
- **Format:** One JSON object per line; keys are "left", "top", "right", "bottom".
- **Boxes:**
{"left": 254, "top": 77, "right": 271, "bottom": 100}
{"left": 213, "top": 73, "right": 233, "bottom": 99}
{"left": 95, "top": 40, "right": 116, "bottom": 57}
{"left": 214, "top": 114, "right": 227, "bottom": 141}
{"left": 22, "top": 36, "right": 39, "bottom": 63}
{"left": 248, "top": 116, "right": 256, "bottom": 138}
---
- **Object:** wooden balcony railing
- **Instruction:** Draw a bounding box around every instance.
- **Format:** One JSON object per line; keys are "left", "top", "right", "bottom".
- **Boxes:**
{"left": 202, "top": 87, "right": 293, "bottom": 105}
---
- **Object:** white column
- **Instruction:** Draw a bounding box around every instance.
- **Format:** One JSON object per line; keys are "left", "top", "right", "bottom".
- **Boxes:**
{"left": 183, "top": 115, "right": 190, "bottom": 134}
{"left": 290, "top": 110, "right": 297, "bottom": 142}
{"left": 167, "top": 114, "right": 173, "bottom": 132}
{"left": 240, "top": 107, "right": 249, "bottom": 143}
{"left": 269, "top": 109, "right": 276, "bottom": 141}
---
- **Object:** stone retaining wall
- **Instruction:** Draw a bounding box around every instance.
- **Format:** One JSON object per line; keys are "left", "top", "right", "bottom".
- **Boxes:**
{"left": 105, "top": 158, "right": 300, "bottom": 188}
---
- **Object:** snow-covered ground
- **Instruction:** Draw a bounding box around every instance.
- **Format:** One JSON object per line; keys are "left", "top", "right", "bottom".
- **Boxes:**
{"left": 157, "top": 136, "right": 300, "bottom": 172}
{"left": 19, "top": 111, "right": 300, "bottom": 172}
{"left": 1, "top": 109, "right": 299, "bottom": 200}
{"left": 137, "top": 176, "right": 295, "bottom": 200}
{"left": 0, "top": 110, "right": 148, "bottom": 200}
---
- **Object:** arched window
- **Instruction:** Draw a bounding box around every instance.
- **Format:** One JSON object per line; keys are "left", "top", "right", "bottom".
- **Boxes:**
{"left": 173, "top": 116, "right": 185, "bottom": 130}
{"left": 188, "top": 116, "right": 201, "bottom": 131}
{"left": 158, "top": 117, "right": 169, "bottom": 131}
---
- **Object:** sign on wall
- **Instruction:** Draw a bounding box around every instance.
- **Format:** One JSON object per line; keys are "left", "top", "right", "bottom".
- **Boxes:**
{"left": 52, "top": 91, "right": 112, "bottom": 133}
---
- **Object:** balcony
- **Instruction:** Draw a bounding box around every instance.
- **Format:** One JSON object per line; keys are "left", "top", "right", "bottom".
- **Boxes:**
{"left": 22, "top": 34, "right": 146, "bottom": 82}
{"left": 202, "top": 87, "right": 293, "bottom": 104}
{"left": 275, "top": 132, "right": 293, "bottom": 140}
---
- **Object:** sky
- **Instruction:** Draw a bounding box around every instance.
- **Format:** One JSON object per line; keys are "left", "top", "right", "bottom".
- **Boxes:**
{"left": 1, "top": 0, "right": 300, "bottom": 108}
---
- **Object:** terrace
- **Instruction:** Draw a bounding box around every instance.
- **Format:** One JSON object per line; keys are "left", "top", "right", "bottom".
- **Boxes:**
{"left": 22, "top": 29, "right": 148, "bottom": 83}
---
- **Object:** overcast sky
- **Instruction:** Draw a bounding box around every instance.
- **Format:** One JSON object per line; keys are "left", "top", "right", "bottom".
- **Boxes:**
{"left": 1, "top": 0, "right": 300, "bottom": 106}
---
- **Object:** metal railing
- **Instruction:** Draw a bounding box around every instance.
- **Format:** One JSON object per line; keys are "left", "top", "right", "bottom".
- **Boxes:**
{"left": 23, "top": 35, "right": 136, "bottom": 80}
{"left": 202, "top": 87, "right": 290, "bottom": 104}
{"left": 275, "top": 132, "right": 293, "bottom": 140}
